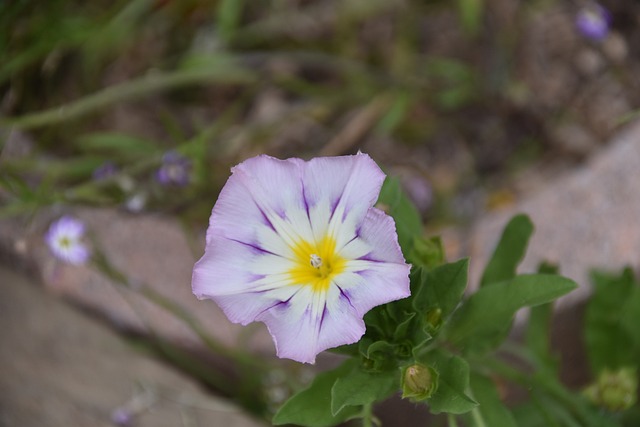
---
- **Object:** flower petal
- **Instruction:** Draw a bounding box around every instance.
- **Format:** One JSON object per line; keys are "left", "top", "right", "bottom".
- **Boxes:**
{"left": 207, "top": 155, "right": 313, "bottom": 256}
{"left": 334, "top": 264, "right": 410, "bottom": 318}
{"left": 214, "top": 285, "right": 302, "bottom": 326}
{"left": 192, "top": 237, "right": 294, "bottom": 299}
{"left": 336, "top": 207, "right": 411, "bottom": 315}
{"left": 49, "top": 216, "right": 85, "bottom": 239}
{"left": 341, "top": 207, "right": 407, "bottom": 264}
{"left": 59, "top": 242, "right": 90, "bottom": 265}
{"left": 315, "top": 285, "right": 367, "bottom": 352}
{"left": 302, "top": 153, "right": 385, "bottom": 228}
{"left": 257, "top": 285, "right": 365, "bottom": 363}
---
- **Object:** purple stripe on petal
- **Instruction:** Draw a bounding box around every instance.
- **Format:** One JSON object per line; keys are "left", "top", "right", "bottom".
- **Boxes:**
{"left": 329, "top": 194, "right": 342, "bottom": 222}
{"left": 227, "top": 237, "right": 283, "bottom": 258}
{"left": 318, "top": 304, "right": 329, "bottom": 331}
{"left": 257, "top": 206, "right": 277, "bottom": 232}
{"left": 258, "top": 289, "right": 300, "bottom": 318}
{"left": 357, "top": 255, "right": 389, "bottom": 263}
{"left": 336, "top": 285, "right": 355, "bottom": 310}
{"left": 342, "top": 234, "right": 359, "bottom": 248}
{"left": 301, "top": 179, "right": 312, "bottom": 222}
{"left": 256, "top": 298, "right": 290, "bottom": 318}
{"left": 247, "top": 273, "right": 267, "bottom": 283}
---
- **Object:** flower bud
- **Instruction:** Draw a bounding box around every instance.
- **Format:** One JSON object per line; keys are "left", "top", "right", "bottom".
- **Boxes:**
{"left": 584, "top": 367, "right": 637, "bottom": 412}
{"left": 425, "top": 307, "right": 443, "bottom": 330}
{"left": 401, "top": 363, "right": 438, "bottom": 401}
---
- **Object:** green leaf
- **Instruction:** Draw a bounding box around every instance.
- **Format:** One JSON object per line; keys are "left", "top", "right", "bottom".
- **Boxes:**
{"left": 537, "top": 261, "right": 559, "bottom": 275}
{"left": 77, "top": 132, "right": 160, "bottom": 159}
{"left": 622, "top": 406, "right": 640, "bottom": 426}
{"left": 469, "top": 373, "right": 517, "bottom": 427}
{"left": 361, "top": 340, "right": 395, "bottom": 358}
{"left": 359, "top": 339, "right": 396, "bottom": 371}
{"left": 426, "top": 352, "right": 477, "bottom": 414}
{"left": 217, "top": 0, "right": 245, "bottom": 42}
{"left": 524, "top": 261, "right": 561, "bottom": 372}
{"left": 394, "top": 312, "right": 417, "bottom": 340}
{"left": 385, "top": 295, "right": 412, "bottom": 325}
{"left": 327, "top": 343, "right": 359, "bottom": 356}
{"left": 525, "top": 302, "right": 557, "bottom": 373}
{"left": 409, "top": 236, "right": 446, "bottom": 269}
{"left": 426, "top": 58, "right": 476, "bottom": 110}
{"left": 362, "top": 306, "right": 388, "bottom": 338}
{"left": 377, "top": 177, "right": 423, "bottom": 254}
{"left": 331, "top": 365, "right": 399, "bottom": 415}
{"left": 179, "top": 53, "right": 256, "bottom": 81}
{"left": 412, "top": 259, "right": 469, "bottom": 326}
{"left": 620, "top": 287, "right": 640, "bottom": 355}
{"left": 480, "top": 214, "right": 534, "bottom": 287}
{"left": 457, "top": 0, "right": 484, "bottom": 36}
{"left": 512, "top": 393, "right": 577, "bottom": 427}
{"left": 446, "top": 274, "right": 577, "bottom": 352}
{"left": 273, "top": 361, "right": 360, "bottom": 427}
{"left": 585, "top": 268, "right": 639, "bottom": 373}
{"left": 376, "top": 91, "right": 412, "bottom": 135}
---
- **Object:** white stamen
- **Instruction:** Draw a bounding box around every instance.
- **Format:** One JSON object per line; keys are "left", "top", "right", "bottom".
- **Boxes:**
{"left": 310, "top": 254, "right": 322, "bottom": 268}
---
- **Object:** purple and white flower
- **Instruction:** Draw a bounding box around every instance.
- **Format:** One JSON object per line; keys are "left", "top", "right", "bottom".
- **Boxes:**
{"left": 45, "top": 216, "right": 90, "bottom": 265}
{"left": 576, "top": 3, "right": 611, "bottom": 41}
{"left": 192, "top": 153, "right": 411, "bottom": 364}
{"left": 156, "top": 151, "right": 191, "bottom": 186}
{"left": 110, "top": 408, "right": 133, "bottom": 426}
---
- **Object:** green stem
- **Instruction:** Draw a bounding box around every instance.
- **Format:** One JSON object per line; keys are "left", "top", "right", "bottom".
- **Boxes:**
{"left": 137, "top": 286, "right": 258, "bottom": 367}
{"left": 1, "top": 68, "right": 255, "bottom": 130}
{"left": 470, "top": 407, "right": 488, "bottom": 427}
{"left": 447, "top": 414, "right": 460, "bottom": 427}
{"left": 2, "top": 50, "right": 428, "bottom": 131}
{"left": 91, "top": 247, "right": 265, "bottom": 370}
{"left": 466, "top": 386, "right": 487, "bottom": 427}
{"left": 362, "top": 403, "right": 374, "bottom": 427}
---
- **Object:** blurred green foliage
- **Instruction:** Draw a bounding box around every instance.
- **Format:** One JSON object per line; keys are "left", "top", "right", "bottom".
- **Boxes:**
{"left": 1, "top": 0, "right": 555, "bottom": 225}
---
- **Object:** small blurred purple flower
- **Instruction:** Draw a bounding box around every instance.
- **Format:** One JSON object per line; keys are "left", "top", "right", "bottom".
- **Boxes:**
{"left": 576, "top": 3, "right": 611, "bottom": 41}
{"left": 402, "top": 174, "right": 433, "bottom": 214}
{"left": 93, "top": 161, "right": 118, "bottom": 181}
{"left": 45, "top": 216, "right": 90, "bottom": 265}
{"left": 110, "top": 408, "right": 132, "bottom": 426}
{"left": 156, "top": 151, "right": 191, "bottom": 186}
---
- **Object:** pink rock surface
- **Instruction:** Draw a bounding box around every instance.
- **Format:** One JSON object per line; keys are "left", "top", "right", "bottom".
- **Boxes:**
{"left": 0, "top": 265, "right": 264, "bottom": 427}
{"left": 465, "top": 119, "right": 640, "bottom": 306}
{"left": 0, "top": 208, "right": 272, "bottom": 358}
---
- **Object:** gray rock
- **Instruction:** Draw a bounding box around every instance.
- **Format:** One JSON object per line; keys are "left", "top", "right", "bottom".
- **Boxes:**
{"left": 0, "top": 265, "right": 263, "bottom": 427}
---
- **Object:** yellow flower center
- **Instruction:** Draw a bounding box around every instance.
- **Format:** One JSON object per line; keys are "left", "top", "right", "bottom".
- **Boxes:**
{"left": 58, "top": 236, "right": 72, "bottom": 248}
{"left": 288, "top": 235, "right": 347, "bottom": 292}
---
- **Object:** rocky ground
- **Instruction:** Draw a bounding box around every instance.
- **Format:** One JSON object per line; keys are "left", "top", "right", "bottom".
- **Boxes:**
{"left": 0, "top": 265, "right": 263, "bottom": 427}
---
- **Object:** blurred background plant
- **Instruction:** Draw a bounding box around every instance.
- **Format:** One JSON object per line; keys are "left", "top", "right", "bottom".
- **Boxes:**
{"left": 2, "top": 0, "right": 639, "bottom": 225}
{"left": 2, "top": 0, "right": 640, "bottom": 425}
